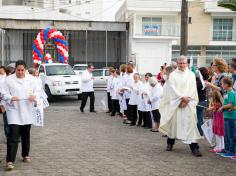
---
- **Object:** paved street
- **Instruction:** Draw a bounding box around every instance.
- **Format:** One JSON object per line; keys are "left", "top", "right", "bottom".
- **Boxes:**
{"left": 0, "top": 91, "right": 235, "bottom": 176}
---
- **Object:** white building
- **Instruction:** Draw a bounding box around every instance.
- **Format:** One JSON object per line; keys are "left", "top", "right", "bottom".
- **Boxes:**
{"left": 0, "top": 0, "right": 104, "bottom": 21}
{"left": 116, "top": 0, "right": 181, "bottom": 75}
{"left": 0, "top": 0, "right": 128, "bottom": 67}
{"left": 116, "top": 0, "right": 236, "bottom": 74}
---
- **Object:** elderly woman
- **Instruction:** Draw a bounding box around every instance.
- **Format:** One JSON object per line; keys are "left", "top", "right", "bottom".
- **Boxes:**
{"left": 205, "top": 58, "right": 231, "bottom": 95}
{"left": 2, "top": 60, "right": 39, "bottom": 171}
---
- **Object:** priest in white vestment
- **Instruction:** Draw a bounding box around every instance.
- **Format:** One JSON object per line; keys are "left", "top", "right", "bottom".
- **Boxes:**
{"left": 159, "top": 55, "right": 202, "bottom": 157}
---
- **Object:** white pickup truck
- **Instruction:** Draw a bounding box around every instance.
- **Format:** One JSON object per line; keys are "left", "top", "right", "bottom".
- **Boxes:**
{"left": 38, "top": 63, "right": 81, "bottom": 101}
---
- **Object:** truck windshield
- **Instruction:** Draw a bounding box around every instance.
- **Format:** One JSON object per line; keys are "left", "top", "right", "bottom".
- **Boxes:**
{"left": 46, "top": 65, "right": 76, "bottom": 76}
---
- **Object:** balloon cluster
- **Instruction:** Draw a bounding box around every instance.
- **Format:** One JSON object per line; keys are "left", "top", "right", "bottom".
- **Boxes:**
{"left": 32, "top": 27, "right": 69, "bottom": 67}
{"left": 44, "top": 53, "right": 53, "bottom": 63}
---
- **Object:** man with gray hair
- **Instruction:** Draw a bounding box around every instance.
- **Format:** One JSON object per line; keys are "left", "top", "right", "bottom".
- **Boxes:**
{"left": 159, "top": 55, "right": 202, "bottom": 157}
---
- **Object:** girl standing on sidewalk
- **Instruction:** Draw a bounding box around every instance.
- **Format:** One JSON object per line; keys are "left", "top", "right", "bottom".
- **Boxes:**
{"left": 208, "top": 91, "right": 225, "bottom": 152}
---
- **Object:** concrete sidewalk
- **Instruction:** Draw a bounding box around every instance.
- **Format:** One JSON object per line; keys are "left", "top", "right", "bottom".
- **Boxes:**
{"left": 0, "top": 105, "right": 235, "bottom": 176}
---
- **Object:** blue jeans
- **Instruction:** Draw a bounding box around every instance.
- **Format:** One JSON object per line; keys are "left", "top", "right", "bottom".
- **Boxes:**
{"left": 224, "top": 118, "right": 236, "bottom": 154}
{"left": 3, "top": 112, "right": 9, "bottom": 138}
{"left": 196, "top": 101, "right": 207, "bottom": 136}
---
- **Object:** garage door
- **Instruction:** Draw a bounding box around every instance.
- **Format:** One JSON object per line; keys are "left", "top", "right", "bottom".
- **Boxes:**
{"left": 134, "top": 41, "right": 169, "bottom": 75}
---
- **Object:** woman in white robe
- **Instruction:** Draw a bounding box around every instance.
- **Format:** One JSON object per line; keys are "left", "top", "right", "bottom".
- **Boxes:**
{"left": 128, "top": 73, "right": 141, "bottom": 126}
{"left": 110, "top": 70, "right": 120, "bottom": 116}
{"left": 2, "top": 60, "right": 40, "bottom": 170}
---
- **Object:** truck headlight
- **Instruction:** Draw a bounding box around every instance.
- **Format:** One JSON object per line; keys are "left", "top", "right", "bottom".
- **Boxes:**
{"left": 53, "top": 81, "right": 62, "bottom": 86}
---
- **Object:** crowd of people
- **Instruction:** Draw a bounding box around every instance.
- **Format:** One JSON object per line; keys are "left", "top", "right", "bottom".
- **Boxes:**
{"left": 105, "top": 56, "right": 236, "bottom": 157}
{"left": 0, "top": 56, "right": 236, "bottom": 171}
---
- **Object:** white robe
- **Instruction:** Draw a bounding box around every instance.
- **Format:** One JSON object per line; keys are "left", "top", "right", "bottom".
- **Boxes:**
{"left": 81, "top": 70, "right": 94, "bottom": 92}
{"left": 137, "top": 81, "right": 151, "bottom": 112}
{"left": 110, "top": 77, "right": 119, "bottom": 100}
{"left": 118, "top": 73, "right": 127, "bottom": 113}
{"left": 106, "top": 75, "right": 113, "bottom": 93}
{"left": 2, "top": 74, "right": 40, "bottom": 125}
{"left": 124, "top": 73, "right": 134, "bottom": 99}
{"left": 129, "top": 80, "right": 142, "bottom": 105}
{"left": 159, "top": 69, "right": 201, "bottom": 141}
{"left": 149, "top": 83, "right": 163, "bottom": 110}
{"left": 0, "top": 75, "right": 6, "bottom": 106}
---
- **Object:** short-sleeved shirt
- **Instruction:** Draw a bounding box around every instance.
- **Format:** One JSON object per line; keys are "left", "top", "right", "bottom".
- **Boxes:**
{"left": 223, "top": 89, "right": 236, "bottom": 119}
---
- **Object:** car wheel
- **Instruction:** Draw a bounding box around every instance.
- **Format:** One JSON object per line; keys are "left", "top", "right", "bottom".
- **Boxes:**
{"left": 45, "top": 85, "right": 54, "bottom": 102}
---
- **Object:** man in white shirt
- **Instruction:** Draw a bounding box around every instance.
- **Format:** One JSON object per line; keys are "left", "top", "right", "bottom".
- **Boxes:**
{"left": 80, "top": 64, "right": 95, "bottom": 113}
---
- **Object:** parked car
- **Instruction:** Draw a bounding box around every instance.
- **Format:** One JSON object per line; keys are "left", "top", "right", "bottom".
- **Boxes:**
{"left": 38, "top": 63, "right": 81, "bottom": 101}
{"left": 72, "top": 64, "right": 88, "bottom": 76}
{"left": 92, "top": 68, "right": 110, "bottom": 90}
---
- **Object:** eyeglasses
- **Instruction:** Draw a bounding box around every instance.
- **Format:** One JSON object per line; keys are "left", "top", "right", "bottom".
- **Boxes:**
{"left": 177, "top": 62, "right": 187, "bottom": 65}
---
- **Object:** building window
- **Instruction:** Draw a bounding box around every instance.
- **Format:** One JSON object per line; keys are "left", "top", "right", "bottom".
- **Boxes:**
{"left": 213, "top": 18, "right": 233, "bottom": 41}
{"left": 142, "top": 17, "right": 162, "bottom": 36}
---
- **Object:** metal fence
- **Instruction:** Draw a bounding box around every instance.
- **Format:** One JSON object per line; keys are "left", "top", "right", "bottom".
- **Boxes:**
{"left": 0, "top": 29, "right": 128, "bottom": 68}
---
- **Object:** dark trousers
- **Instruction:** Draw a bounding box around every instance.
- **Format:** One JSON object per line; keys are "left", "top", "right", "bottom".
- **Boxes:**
{"left": 80, "top": 91, "right": 95, "bottom": 111}
{"left": 138, "top": 111, "right": 143, "bottom": 125}
{"left": 152, "top": 109, "right": 161, "bottom": 123}
{"left": 124, "top": 99, "right": 131, "bottom": 121}
{"left": 107, "top": 92, "right": 112, "bottom": 112}
{"left": 7, "top": 124, "right": 31, "bottom": 162}
{"left": 111, "top": 99, "right": 120, "bottom": 115}
{"left": 3, "top": 112, "right": 9, "bottom": 138}
{"left": 167, "top": 138, "right": 199, "bottom": 152}
{"left": 224, "top": 118, "right": 236, "bottom": 154}
{"left": 143, "top": 111, "right": 152, "bottom": 128}
{"left": 196, "top": 101, "right": 207, "bottom": 136}
{"left": 129, "top": 105, "right": 137, "bottom": 125}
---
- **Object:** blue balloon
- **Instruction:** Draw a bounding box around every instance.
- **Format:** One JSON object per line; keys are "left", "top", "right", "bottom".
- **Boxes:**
{"left": 58, "top": 52, "right": 65, "bottom": 63}
{"left": 32, "top": 43, "right": 43, "bottom": 59}
{"left": 44, "top": 27, "right": 50, "bottom": 41}
{"left": 54, "top": 38, "right": 68, "bottom": 46}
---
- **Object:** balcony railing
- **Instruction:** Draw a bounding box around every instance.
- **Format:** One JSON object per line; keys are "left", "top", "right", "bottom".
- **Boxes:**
{"left": 135, "top": 23, "right": 180, "bottom": 37}
{"left": 218, "top": 0, "right": 236, "bottom": 11}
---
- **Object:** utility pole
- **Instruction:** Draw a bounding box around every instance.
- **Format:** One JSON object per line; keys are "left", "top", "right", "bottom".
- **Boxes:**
{"left": 180, "top": 0, "right": 188, "bottom": 55}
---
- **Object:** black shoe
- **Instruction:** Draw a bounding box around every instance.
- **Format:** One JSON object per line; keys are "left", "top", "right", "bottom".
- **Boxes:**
{"left": 110, "top": 113, "right": 115, "bottom": 116}
{"left": 129, "top": 123, "right": 136, "bottom": 126}
{"left": 166, "top": 144, "right": 173, "bottom": 151}
{"left": 90, "top": 110, "right": 97, "bottom": 113}
{"left": 192, "top": 149, "right": 202, "bottom": 157}
{"left": 80, "top": 108, "right": 84, "bottom": 113}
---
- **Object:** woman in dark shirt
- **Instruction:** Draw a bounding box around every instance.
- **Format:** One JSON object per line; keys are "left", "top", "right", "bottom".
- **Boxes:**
{"left": 196, "top": 67, "right": 209, "bottom": 136}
